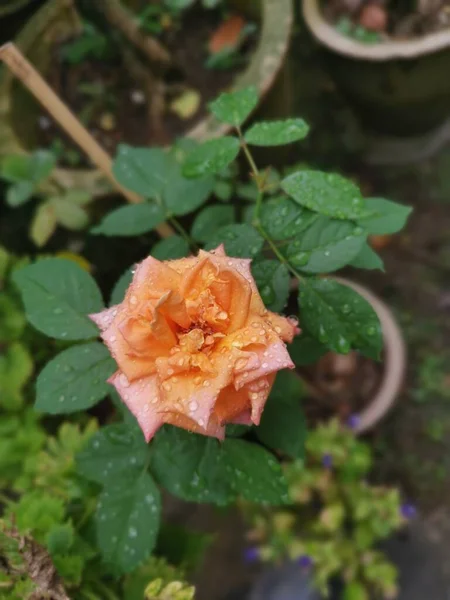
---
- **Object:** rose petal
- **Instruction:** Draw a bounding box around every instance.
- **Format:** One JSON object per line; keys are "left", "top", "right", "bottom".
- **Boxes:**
{"left": 109, "top": 371, "right": 163, "bottom": 442}
{"left": 90, "top": 305, "right": 120, "bottom": 332}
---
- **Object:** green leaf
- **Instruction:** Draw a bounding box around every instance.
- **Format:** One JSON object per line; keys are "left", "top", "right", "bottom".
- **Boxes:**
{"left": 110, "top": 268, "right": 133, "bottom": 306}
{"left": 96, "top": 471, "right": 161, "bottom": 572}
{"left": 226, "top": 424, "right": 250, "bottom": 438}
{"left": 29, "top": 150, "right": 57, "bottom": 183}
{"left": 30, "top": 202, "right": 57, "bottom": 247}
{"left": 349, "top": 243, "right": 384, "bottom": 271}
{"left": 46, "top": 523, "right": 75, "bottom": 556}
{"left": 151, "top": 426, "right": 232, "bottom": 505}
{"left": 260, "top": 196, "right": 318, "bottom": 241}
{"left": 0, "top": 294, "right": 26, "bottom": 342}
{"left": 113, "top": 145, "right": 214, "bottom": 216}
{"left": 52, "top": 198, "right": 89, "bottom": 230}
{"left": 245, "top": 119, "right": 309, "bottom": 146}
{"left": 13, "top": 258, "right": 103, "bottom": 340}
{"left": 288, "top": 333, "right": 328, "bottom": 366}
{"left": 112, "top": 146, "right": 172, "bottom": 199}
{"left": 285, "top": 216, "right": 366, "bottom": 273}
{"left": 209, "top": 86, "right": 258, "bottom": 126}
{"left": 36, "top": 342, "right": 115, "bottom": 414}
{"left": 221, "top": 439, "right": 289, "bottom": 504}
{"left": 10, "top": 491, "right": 65, "bottom": 541}
{"left": 91, "top": 203, "right": 165, "bottom": 236}
{"left": 281, "top": 170, "right": 372, "bottom": 220}
{"left": 182, "top": 137, "right": 240, "bottom": 178}
{"left": 6, "top": 180, "right": 35, "bottom": 207}
{"left": 1, "top": 154, "right": 32, "bottom": 182}
{"left": 191, "top": 205, "right": 234, "bottom": 243}
{"left": 252, "top": 260, "right": 290, "bottom": 312}
{"left": 77, "top": 423, "right": 149, "bottom": 484}
{"left": 358, "top": 197, "right": 412, "bottom": 235}
{"left": 204, "top": 224, "right": 263, "bottom": 258}
{"left": 152, "top": 236, "right": 189, "bottom": 260}
{"left": 213, "top": 180, "right": 233, "bottom": 201}
{"left": 256, "top": 371, "right": 306, "bottom": 458}
{"left": 298, "top": 278, "right": 382, "bottom": 359}
{"left": 342, "top": 582, "right": 370, "bottom": 600}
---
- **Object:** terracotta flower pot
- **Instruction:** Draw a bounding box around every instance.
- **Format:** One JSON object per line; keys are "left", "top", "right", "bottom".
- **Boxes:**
{"left": 301, "top": 0, "right": 450, "bottom": 162}
{"left": 0, "top": 0, "right": 293, "bottom": 195}
{"left": 294, "top": 276, "right": 406, "bottom": 434}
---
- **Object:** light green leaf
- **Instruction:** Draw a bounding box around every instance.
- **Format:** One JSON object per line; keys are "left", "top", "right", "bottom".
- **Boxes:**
{"left": 36, "top": 342, "right": 115, "bottom": 413}
{"left": 281, "top": 170, "right": 372, "bottom": 220}
{"left": 152, "top": 236, "right": 189, "bottom": 260}
{"left": 358, "top": 197, "right": 412, "bottom": 235}
{"left": 288, "top": 333, "right": 328, "bottom": 366}
{"left": 260, "top": 196, "right": 318, "bottom": 241}
{"left": 30, "top": 202, "right": 57, "bottom": 247}
{"left": 349, "top": 243, "right": 384, "bottom": 271}
{"left": 0, "top": 295, "right": 26, "bottom": 342}
{"left": 164, "top": 160, "right": 214, "bottom": 216}
{"left": 151, "top": 427, "right": 232, "bottom": 505}
{"left": 221, "top": 438, "right": 289, "bottom": 504}
{"left": 298, "top": 278, "right": 382, "bottom": 359}
{"left": 13, "top": 258, "right": 104, "bottom": 340}
{"left": 204, "top": 224, "right": 263, "bottom": 258}
{"left": 285, "top": 216, "right": 366, "bottom": 273}
{"left": 252, "top": 260, "right": 290, "bottom": 312}
{"left": 256, "top": 371, "right": 306, "bottom": 458}
{"left": 7, "top": 180, "right": 35, "bottom": 207}
{"left": 91, "top": 203, "right": 165, "bottom": 236}
{"left": 96, "top": 471, "right": 161, "bottom": 572}
{"left": 110, "top": 268, "right": 133, "bottom": 306}
{"left": 182, "top": 137, "right": 240, "bottom": 178}
{"left": 65, "top": 190, "right": 92, "bottom": 205}
{"left": 77, "top": 423, "right": 150, "bottom": 484}
{"left": 245, "top": 119, "right": 309, "bottom": 146}
{"left": 52, "top": 198, "right": 89, "bottom": 230}
{"left": 342, "top": 582, "right": 370, "bottom": 600}
{"left": 209, "top": 86, "right": 258, "bottom": 126}
{"left": 191, "top": 205, "right": 234, "bottom": 242}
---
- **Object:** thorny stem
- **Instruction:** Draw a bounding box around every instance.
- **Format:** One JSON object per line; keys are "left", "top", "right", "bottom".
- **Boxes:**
{"left": 236, "top": 127, "right": 304, "bottom": 282}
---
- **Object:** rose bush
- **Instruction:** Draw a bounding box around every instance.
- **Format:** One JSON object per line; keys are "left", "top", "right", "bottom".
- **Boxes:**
{"left": 10, "top": 87, "right": 412, "bottom": 593}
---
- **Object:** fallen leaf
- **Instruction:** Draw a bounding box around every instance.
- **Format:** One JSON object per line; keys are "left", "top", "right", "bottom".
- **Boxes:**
{"left": 170, "top": 89, "right": 201, "bottom": 120}
{"left": 208, "top": 14, "right": 246, "bottom": 55}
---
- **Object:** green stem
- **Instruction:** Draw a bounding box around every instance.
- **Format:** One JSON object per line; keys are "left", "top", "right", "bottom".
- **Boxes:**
{"left": 236, "top": 127, "right": 264, "bottom": 222}
{"left": 257, "top": 224, "right": 303, "bottom": 281}
{"left": 169, "top": 216, "right": 198, "bottom": 252}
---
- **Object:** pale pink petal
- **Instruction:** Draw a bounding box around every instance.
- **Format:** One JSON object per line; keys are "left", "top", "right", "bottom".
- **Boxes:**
{"left": 89, "top": 305, "right": 120, "bottom": 332}
{"left": 234, "top": 338, "right": 294, "bottom": 390}
{"left": 108, "top": 371, "right": 163, "bottom": 442}
{"left": 231, "top": 410, "right": 253, "bottom": 425}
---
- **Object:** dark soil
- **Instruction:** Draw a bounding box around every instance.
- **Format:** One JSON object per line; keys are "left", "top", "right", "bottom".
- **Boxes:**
{"left": 36, "top": 4, "right": 257, "bottom": 167}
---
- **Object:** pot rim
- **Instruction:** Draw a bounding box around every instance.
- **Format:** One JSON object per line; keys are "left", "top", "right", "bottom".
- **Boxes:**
{"left": 293, "top": 276, "right": 406, "bottom": 434}
{"left": 0, "top": 0, "right": 293, "bottom": 192}
{"left": 302, "top": 0, "right": 450, "bottom": 61}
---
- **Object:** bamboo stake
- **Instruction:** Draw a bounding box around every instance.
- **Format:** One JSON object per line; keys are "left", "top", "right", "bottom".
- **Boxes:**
{"left": 0, "top": 42, "right": 174, "bottom": 238}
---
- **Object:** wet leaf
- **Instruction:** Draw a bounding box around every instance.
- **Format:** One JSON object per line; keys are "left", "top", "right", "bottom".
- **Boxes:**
{"left": 245, "top": 119, "right": 309, "bottom": 146}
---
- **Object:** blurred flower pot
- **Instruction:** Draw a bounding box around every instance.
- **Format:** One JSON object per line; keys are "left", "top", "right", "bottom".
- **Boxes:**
{"left": 301, "top": 0, "right": 450, "bottom": 161}
{"left": 0, "top": 0, "right": 293, "bottom": 196}
{"left": 295, "top": 276, "right": 406, "bottom": 434}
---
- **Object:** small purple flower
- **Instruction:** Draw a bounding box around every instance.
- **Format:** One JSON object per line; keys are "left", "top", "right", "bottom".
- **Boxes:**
{"left": 298, "top": 555, "right": 313, "bottom": 569}
{"left": 243, "top": 546, "right": 260, "bottom": 563}
{"left": 347, "top": 414, "right": 361, "bottom": 430}
{"left": 322, "top": 454, "right": 333, "bottom": 469}
{"left": 401, "top": 503, "right": 417, "bottom": 520}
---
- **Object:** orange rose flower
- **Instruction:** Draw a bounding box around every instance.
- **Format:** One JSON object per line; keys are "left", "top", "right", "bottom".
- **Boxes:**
{"left": 90, "top": 246, "right": 299, "bottom": 441}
